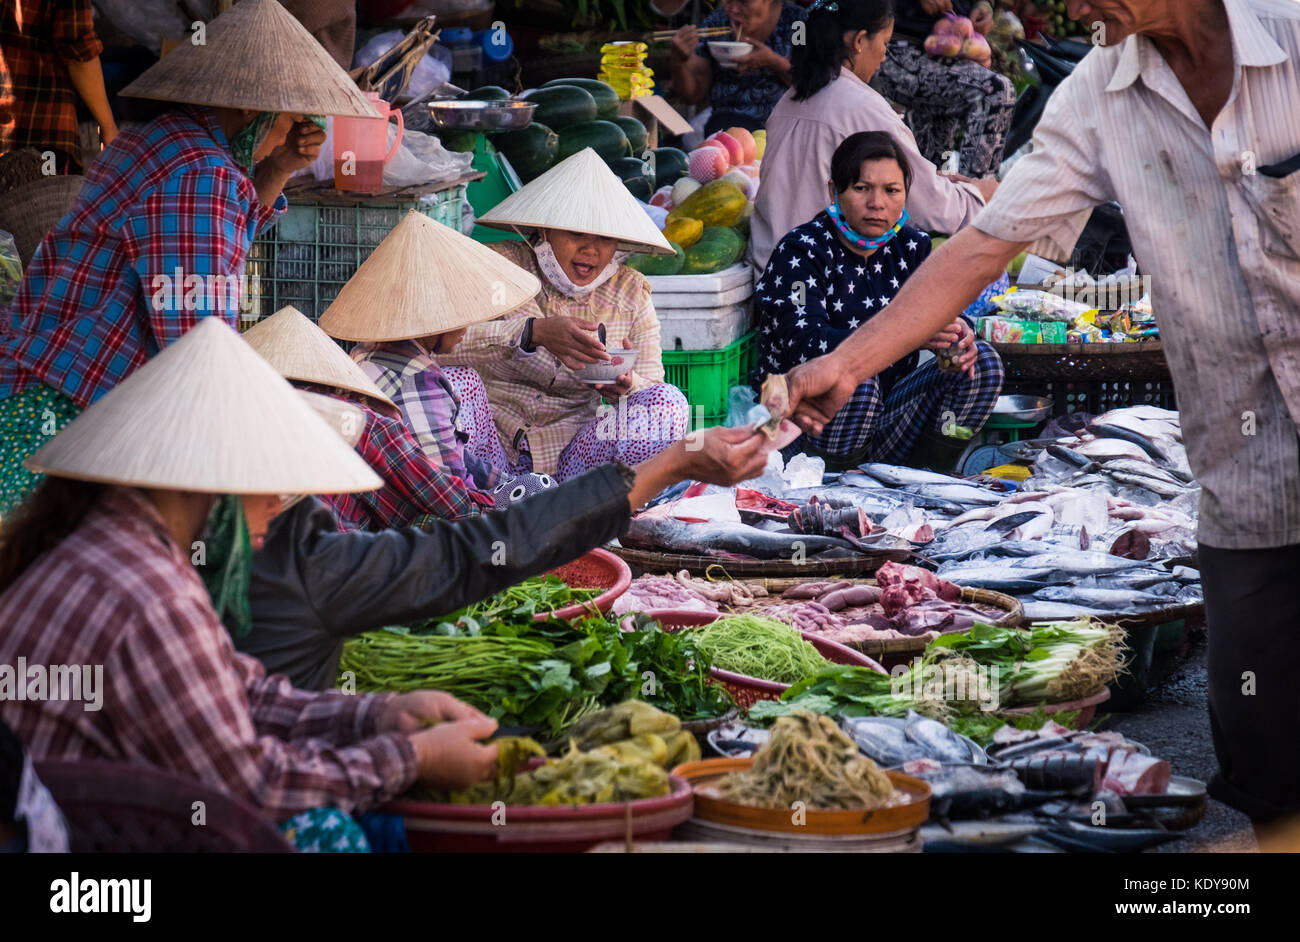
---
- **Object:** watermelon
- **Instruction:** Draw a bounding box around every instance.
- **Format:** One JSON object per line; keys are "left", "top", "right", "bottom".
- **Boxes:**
{"left": 557, "top": 120, "right": 631, "bottom": 164}
{"left": 611, "top": 156, "right": 654, "bottom": 202}
{"left": 611, "top": 116, "right": 648, "bottom": 158}
{"left": 437, "top": 129, "right": 479, "bottom": 153}
{"left": 491, "top": 122, "right": 559, "bottom": 182}
{"left": 520, "top": 85, "right": 597, "bottom": 130}
{"left": 682, "top": 227, "right": 745, "bottom": 274}
{"left": 543, "top": 77, "right": 620, "bottom": 120}
{"left": 627, "top": 242, "right": 685, "bottom": 276}
{"left": 465, "top": 85, "right": 512, "bottom": 101}
{"left": 651, "top": 147, "right": 689, "bottom": 189}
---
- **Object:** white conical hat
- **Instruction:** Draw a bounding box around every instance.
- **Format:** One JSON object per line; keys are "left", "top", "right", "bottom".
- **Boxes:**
{"left": 297, "top": 390, "right": 365, "bottom": 448}
{"left": 243, "top": 306, "right": 396, "bottom": 412}
{"left": 476, "top": 148, "right": 674, "bottom": 256}
{"left": 26, "top": 318, "right": 382, "bottom": 495}
{"left": 318, "top": 210, "right": 541, "bottom": 342}
{"left": 119, "top": 0, "right": 379, "bottom": 118}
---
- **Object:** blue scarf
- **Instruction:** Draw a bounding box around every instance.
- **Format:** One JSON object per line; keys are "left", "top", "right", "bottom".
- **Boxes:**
{"left": 826, "top": 201, "right": 909, "bottom": 251}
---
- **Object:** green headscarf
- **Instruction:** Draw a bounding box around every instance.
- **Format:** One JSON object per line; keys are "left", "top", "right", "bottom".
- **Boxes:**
{"left": 230, "top": 113, "right": 328, "bottom": 174}
{"left": 197, "top": 494, "right": 254, "bottom": 638}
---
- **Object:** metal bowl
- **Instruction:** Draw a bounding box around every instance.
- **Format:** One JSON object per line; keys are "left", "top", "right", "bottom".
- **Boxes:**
{"left": 992, "top": 394, "right": 1053, "bottom": 423}
{"left": 427, "top": 100, "right": 536, "bottom": 132}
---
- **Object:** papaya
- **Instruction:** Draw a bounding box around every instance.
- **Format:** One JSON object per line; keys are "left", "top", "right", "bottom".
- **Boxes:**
{"left": 671, "top": 180, "right": 748, "bottom": 228}
{"left": 682, "top": 227, "right": 745, "bottom": 274}
{"left": 663, "top": 215, "right": 704, "bottom": 248}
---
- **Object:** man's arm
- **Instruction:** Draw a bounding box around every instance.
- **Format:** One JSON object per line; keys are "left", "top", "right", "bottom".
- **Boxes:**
{"left": 64, "top": 59, "right": 116, "bottom": 146}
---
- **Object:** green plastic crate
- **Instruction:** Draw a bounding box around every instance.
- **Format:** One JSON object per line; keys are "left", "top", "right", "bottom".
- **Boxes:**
{"left": 240, "top": 185, "right": 466, "bottom": 325}
{"left": 663, "top": 332, "right": 758, "bottom": 431}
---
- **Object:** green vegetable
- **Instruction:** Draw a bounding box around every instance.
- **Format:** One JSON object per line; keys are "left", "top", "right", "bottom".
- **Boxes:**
{"left": 684, "top": 614, "right": 828, "bottom": 686}
{"left": 749, "top": 663, "right": 944, "bottom": 723}
{"left": 925, "top": 620, "right": 1124, "bottom": 706}
{"left": 464, "top": 85, "right": 512, "bottom": 101}
{"left": 422, "top": 575, "right": 600, "bottom": 628}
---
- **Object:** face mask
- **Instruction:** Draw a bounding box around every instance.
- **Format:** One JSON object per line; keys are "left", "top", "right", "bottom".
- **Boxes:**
{"left": 534, "top": 239, "right": 626, "bottom": 298}
{"left": 826, "top": 200, "right": 909, "bottom": 251}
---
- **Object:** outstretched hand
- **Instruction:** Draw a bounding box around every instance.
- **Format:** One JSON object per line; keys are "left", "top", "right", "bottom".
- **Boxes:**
{"left": 782, "top": 355, "right": 862, "bottom": 437}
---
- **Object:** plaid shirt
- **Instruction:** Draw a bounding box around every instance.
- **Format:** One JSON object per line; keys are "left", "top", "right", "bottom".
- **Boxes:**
{"left": 322, "top": 393, "right": 492, "bottom": 530}
{"left": 0, "top": 0, "right": 103, "bottom": 160}
{"left": 0, "top": 106, "right": 284, "bottom": 408}
{"left": 0, "top": 486, "right": 417, "bottom": 819}
{"left": 353, "top": 340, "right": 502, "bottom": 490}
{"left": 437, "top": 240, "right": 666, "bottom": 474}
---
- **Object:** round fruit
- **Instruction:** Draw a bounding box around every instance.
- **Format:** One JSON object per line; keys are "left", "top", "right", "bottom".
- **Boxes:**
{"left": 708, "top": 130, "right": 744, "bottom": 166}
{"left": 725, "top": 127, "right": 758, "bottom": 164}
{"left": 688, "top": 145, "right": 730, "bottom": 183}
{"left": 671, "top": 176, "right": 702, "bottom": 206}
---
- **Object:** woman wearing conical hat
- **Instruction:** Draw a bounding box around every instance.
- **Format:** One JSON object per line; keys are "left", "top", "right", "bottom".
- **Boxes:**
{"left": 0, "top": 320, "right": 503, "bottom": 852}
{"left": 0, "top": 0, "right": 379, "bottom": 517}
{"left": 241, "top": 308, "right": 774, "bottom": 691}
{"left": 320, "top": 211, "right": 558, "bottom": 510}
{"left": 243, "top": 305, "right": 497, "bottom": 532}
{"left": 436, "top": 149, "right": 691, "bottom": 482}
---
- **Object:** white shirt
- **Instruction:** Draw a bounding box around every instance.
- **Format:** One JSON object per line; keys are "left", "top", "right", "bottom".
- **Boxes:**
{"left": 974, "top": 0, "right": 1300, "bottom": 550}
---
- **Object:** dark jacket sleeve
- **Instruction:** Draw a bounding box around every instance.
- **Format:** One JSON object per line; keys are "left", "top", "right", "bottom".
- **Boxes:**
{"left": 290, "top": 464, "right": 634, "bottom": 637}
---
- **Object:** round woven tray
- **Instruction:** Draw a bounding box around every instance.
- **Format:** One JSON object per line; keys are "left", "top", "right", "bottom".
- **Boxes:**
{"left": 841, "top": 586, "right": 1025, "bottom": 664}
{"left": 993, "top": 340, "right": 1170, "bottom": 382}
{"left": 607, "top": 545, "right": 910, "bottom": 578}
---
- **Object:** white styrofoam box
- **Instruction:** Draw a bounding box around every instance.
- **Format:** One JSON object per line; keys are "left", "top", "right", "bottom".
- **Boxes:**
{"left": 657, "top": 302, "right": 753, "bottom": 351}
{"left": 651, "top": 279, "right": 753, "bottom": 309}
{"left": 643, "top": 262, "right": 753, "bottom": 295}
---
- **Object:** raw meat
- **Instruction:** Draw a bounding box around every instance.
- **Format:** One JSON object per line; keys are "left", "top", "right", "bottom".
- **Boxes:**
{"left": 1102, "top": 752, "right": 1171, "bottom": 796}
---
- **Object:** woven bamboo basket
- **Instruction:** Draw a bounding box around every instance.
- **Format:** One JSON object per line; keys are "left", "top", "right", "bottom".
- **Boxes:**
{"left": 993, "top": 340, "right": 1170, "bottom": 382}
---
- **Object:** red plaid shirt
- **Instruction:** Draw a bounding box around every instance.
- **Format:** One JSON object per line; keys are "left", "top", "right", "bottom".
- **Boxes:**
{"left": 321, "top": 393, "right": 494, "bottom": 530}
{"left": 0, "top": 106, "right": 282, "bottom": 407}
{"left": 0, "top": 486, "right": 418, "bottom": 819}
{"left": 0, "top": 0, "right": 103, "bottom": 159}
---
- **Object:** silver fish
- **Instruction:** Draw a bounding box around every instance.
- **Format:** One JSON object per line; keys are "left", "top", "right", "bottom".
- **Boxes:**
{"left": 622, "top": 516, "right": 856, "bottom": 559}
{"left": 899, "top": 483, "right": 1004, "bottom": 507}
{"left": 1006, "top": 550, "right": 1152, "bottom": 575}
{"left": 905, "top": 710, "right": 976, "bottom": 763}
{"left": 842, "top": 716, "right": 927, "bottom": 767}
{"left": 1032, "top": 585, "right": 1173, "bottom": 610}
{"left": 1105, "top": 471, "right": 1189, "bottom": 500}
{"left": 858, "top": 463, "right": 971, "bottom": 488}
{"left": 1022, "top": 600, "right": 1115, "bottom": 621}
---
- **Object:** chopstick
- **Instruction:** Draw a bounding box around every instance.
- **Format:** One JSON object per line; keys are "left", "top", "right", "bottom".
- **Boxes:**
{"left": 649, "top": 26, "right": 734, "bottom": 42}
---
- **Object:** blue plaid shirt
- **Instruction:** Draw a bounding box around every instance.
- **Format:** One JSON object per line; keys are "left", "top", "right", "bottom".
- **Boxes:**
{"left": 0, "top": 106, "right": 284, "bottom": 407}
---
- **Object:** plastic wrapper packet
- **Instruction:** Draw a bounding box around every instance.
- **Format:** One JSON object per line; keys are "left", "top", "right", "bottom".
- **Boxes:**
{"left": 0, "top": 230, "right": 21, "bottom": 307}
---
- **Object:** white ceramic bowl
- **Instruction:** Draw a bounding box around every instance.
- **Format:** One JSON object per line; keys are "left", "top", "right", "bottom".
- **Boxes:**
{"left": 575, "top": 348, "right": 639, "bottom": 385}
{"left": 709, "top": 40, "right": 753, "bottom": 69}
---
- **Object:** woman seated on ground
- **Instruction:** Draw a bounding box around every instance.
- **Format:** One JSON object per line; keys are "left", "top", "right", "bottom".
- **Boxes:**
{"left": 669, "top": 0, "right": 808, "bottom": 136}
{"left": 875, "top": 1, "right": 1015, "bottom": 179}
{"left": 0, "top": 320, "right": 502, "bottom": 853}
{"left": 755, "top": 131, "right": 1004, "bottom": 471}
{"left": 318, "top": 212, "right": 556, "bottom": 508}
{"left": 238, "top": 309, "right": 770, "bottom": 689}
{"left": 751, "top": 0, "right": 996, "bottom": 274}
{"left": 438, "top": 149, "right": 690, "bottom": 482}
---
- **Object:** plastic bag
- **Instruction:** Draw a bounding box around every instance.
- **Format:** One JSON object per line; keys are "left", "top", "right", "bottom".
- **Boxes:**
{"left": 0, "top": 230, "right": 21, "bottom": 306}
{"left": 726, "top": 385, "right": 759, "bottom": 427}
{"left": 782, "top": 454, "right": 825, "bottom": 490}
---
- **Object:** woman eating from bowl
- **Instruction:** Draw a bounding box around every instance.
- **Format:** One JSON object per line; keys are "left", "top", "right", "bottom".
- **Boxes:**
{"left": 438, "top": 149, "right": 690, "bottom": 482}
{"left": 669, "top": 0, "right": 808, "bottom": 135}
{"left": 319, "top": 210, "right": 560, "bottom": 512}
{"left": 0, "top": 319, "right": 505, "bottom": 853}
{"left": 0, "top": 0, "right": 376, "bottom": 516}
{"left": 751, "top": 0, "right": 996, "bottom": 274}
{"left": 755, "top": 131, "right": 1004, "bottom": 471}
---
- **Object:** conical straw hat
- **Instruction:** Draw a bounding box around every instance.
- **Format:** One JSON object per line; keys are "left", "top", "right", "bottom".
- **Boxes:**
{"left": 244, "top": 306, "right": 396, "bottom": 413}
{"left": 119, "top": 0, "right": 379, "bottom": 118}
{"left": 476, "top": 148, "right": 674, "bottom": 256}
{"left": 297, "top": 390, "right": 365, "bottom": 448}
{"left": 319, "top": 210, "right": 541, "bottom": 342}
{"left": 26, "top": 318, "right": 382, "bottom": 495}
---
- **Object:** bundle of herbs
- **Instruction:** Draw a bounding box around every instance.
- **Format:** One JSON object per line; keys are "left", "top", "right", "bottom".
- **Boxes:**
{"left": 338, "top": 609, "right": 732, "bottom": 736}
